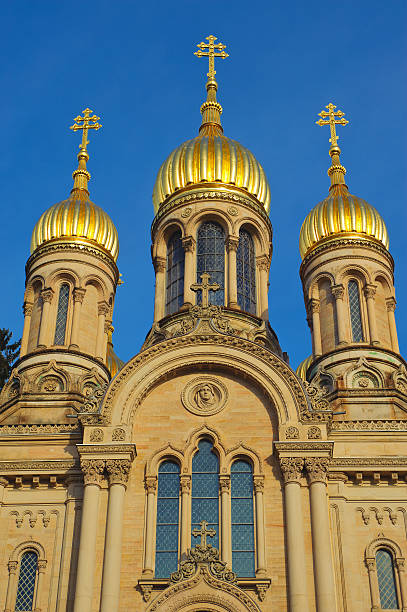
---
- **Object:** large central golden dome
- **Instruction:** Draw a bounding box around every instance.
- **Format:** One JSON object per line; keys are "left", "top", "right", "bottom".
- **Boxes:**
{"left": 152, "top": 78, "right": 270, "bottom": 213}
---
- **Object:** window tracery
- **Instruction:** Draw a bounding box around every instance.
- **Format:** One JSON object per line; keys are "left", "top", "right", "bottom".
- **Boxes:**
{"left": 348, "top": 280, "right": 364, "bottom": 342}
{"left": 191, "top": 439, "right": 220, "bottom": 549}
{"left": 166, "top": 231, "right": 185, "bottom": 315}
{"left": 231, "top": 460, "right": 255, "bottom": 577}
{"left": 196, "top": 222, "right": 225, "bottom": 305}
{"left": 236, "top": 229, "right": 256, "bottom": 314}
{"left": 54, "top": 283, "right": 70, "bottom": 345}
{"left": 376, "top": 548, "right": 399, "bottom": 609}
{"left": 15, "top": 550, "right": 38, "bottom": 611}
{"left": 155, "top": 460, "right": 180, "bottom": 578}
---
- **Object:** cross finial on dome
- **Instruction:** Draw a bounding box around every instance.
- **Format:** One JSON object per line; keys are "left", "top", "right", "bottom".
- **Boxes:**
{"left": 194, "top": 35, "right": 229, "bottom": 81}
{"left": 194, "top": 36, "right": 228, "bottom": 136}
{"left": 70, "top": 108, "right": 102, "bottom": 195}
{"left": 316, "top": 103, "right": 349, "bottom": 189}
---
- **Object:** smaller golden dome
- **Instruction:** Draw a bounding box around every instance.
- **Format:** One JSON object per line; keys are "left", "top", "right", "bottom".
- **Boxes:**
{"left": 31, "top": 193, "right": 119, "bottom": 261}
{"left": 299, "top": 184, "right": 389, "bottom": 259}
{"left": 296, "top": 355, "right": 313, "bottom": 381}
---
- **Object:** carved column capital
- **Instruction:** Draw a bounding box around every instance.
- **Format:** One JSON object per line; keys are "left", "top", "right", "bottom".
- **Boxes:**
{"left": 279, "top": 458, "right": 304, "bottom": 484}
{"left": 308, "top": 298, "right": 320, "bottom": 314}
{"left": 80, "top": 459, "right": 105, "bottom": 486}
{"left": 256, "top": 255, "right": 269, "bottom": 271}
{"left": 305, "top": 457, "right": 330, "bottom": 484}
{"left": 0, "top": 477, "right": 9, "bottom": 487}
{"left": 144, "top": 476, "right": 157, "bottom": 494}
{"left": 23, "top": 301, "right": 34, "bottom": 316}
{"left": 182, "top": 236, "right": 196, "bottom": 253}
{"left": 219, "top": 475, "right": 231, "bottom": 493}
{"left": 41, "top": 288, "right": 54, "bottom": 303}
{"left": 37, "top": 559, "right": 47, "bottom": 573}
{"left": 153, "top": 256, "right": 166, "bottom": 273}
{"left": 226, "top": 236, "right": 239, "bottom": 253}
{"left": 365, "top": 557, "right": 376, "bottom": 572}
{"left": 7, "top": 560, "right": 18, "bottom": 574}
{"left": 331, "top": 284, "right": 344, "bottom": 300}
{"left": 97, "top": 301, "right": 109, "bottom": 316}
{"left": 253, "top": 475, "right": 265, "bottom": 493}
{"left": 364, "top": 284, "right": 377, "bottom": 300}
{"left": 105, "top": 459, "right": 132, "bottom": 487}
{"left": 104, "top": 319, "right": 112, "bottom": 334}
{"left": 396, "top": 557, "right": 406, "bottom": 572}
{"left": 73, "top": 287, "right": 86, "bottom": 303}
{"left": 386, "top": 297, "right": 397, "bottom": 312}
{"left": 180, "top": 475, "right": 191, "bottom": 493}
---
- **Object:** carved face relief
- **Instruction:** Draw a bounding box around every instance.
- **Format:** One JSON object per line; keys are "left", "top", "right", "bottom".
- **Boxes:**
{"left": 181, "top": 377, "right": 228, "bottom": 416}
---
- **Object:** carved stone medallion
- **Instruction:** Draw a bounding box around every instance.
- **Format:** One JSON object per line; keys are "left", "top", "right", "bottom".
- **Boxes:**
{"left": 181, "top": 377, "right": 228, "bottom": 416}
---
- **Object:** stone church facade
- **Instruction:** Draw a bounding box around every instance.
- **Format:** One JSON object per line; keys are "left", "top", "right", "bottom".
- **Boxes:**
{"left": 0, "top": 37, "right": 406, "bottom": 612}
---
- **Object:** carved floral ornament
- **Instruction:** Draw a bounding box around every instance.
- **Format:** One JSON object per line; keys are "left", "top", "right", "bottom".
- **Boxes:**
{"left": 79, "top": 458, "right": 132, "bottom": 486}
{"left": 181, "top": 376, "right": 228, "bottom": 416}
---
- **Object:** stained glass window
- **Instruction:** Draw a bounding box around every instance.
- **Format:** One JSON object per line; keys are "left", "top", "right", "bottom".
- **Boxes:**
{"left": 155, "top": 461, "right": 180, "bottom": 578}
{"left": 196, "top": 222, "right": 225, "bottom": 306}
{"left": 376, "top": 549, "right": 399, "bottom": 609}
{"left": 231, "top": 460, "right": 255, "bottom": 576}
{"left": 191, "top": 439, "right": 219, "bottom": 549}
{"left": 166, "top": 231, "right": 185, "bottom": 315}
{"left": 348, "top": 280, "right": 364, "bottom": 342}
{"left": 53, "top": 283, "right": 70, "bottom": 345}
{"left": 15, "top": 551, "right": 38, "bottom": 611}
{"left": 237, "top": 229, "right": 256, "bottom": 314}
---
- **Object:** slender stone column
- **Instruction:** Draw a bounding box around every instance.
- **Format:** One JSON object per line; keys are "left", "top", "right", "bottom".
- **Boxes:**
{"left": 142, "top": 476, "right": 157, "bottom": 576}
{"left": 95, "top": 302, "right": 109, "bottom": 360}
{"left": 4, "top": 560, "right": 18, "bottom": 612}
{"left": 365, "top": 557, "right": 380, "bottom": 610}
{"left": 37, "top": 288, "right": 54, "bottom": 348}
{"left": 100, "top": 459, "right": 132, "bottom": 612}
{"left": 153, "top": 257, "right": 166, "bottom": 321}
{"left": 280, "top": 458, "right": 309, "bottom": 612}
{"left": 364, "top": 284, "right": 380, "bottom": 345}
{"left": 180, "top": 475, "right": 191, "bottom": 557}
{"left": 256, "top": 255, "right": 269, "bottom": 321}
{"left": 396, "top": 558, "right": 407, "bottom": 612}
{"left": 386, "top": 298, "right": 400, "bottom": 353}
{"left": 219, "top": 476, "right": 231, "bottom": 565}
{"left": 331, "top": 285, "right": 347, "bottom": 345}
{"left": 73, "top": 459, "right": 105, "bottom": 612}
{"left": 309, "top": 299, "right": 322, "bottom": 357}
{"left": 34, "top": 559, "right": 47, "bottom": 612}
{"left": 182, "top": 236, "right": 196, "bottom": 307}
{"left": 226, "top": 236, "right": 239, "bottom": 309}
{"left": 253, "top": 476, "right": 267, "bottom": 577}
{"left": 20, "top": 302, "right": 33, "bottom": 357}
{"left": 69, "top": 288, "right": 86, "bottom": 349}
{"left": 305, "top": 458, "right": 336, "bottom": 612}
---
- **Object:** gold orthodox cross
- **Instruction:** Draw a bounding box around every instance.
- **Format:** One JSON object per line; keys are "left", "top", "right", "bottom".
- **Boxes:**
{"left": 70, "top": 108, "right": 102, "bottom": 153}
{"left": 194, "top": 35, "right": 229, "bottom": 79}
{"left": 316, "top": 103, "right": 348, "bottom": 148}
{"left": 192, "top": 520, "right": 216, "bottom": 548}
{"left": 191, "top": 273, "right": 220, "bottom": 308}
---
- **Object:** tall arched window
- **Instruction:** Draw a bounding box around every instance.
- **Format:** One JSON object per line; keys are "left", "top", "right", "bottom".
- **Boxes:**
{"left": 376, "top": 549, "right": 399, "bottom": 609}
{"left": 155, "top": 461, "right": 180, "bottom": 578}
{"left": 15, "top": 551, "right": 38, "bottom": 611}
{"left": 231, "top": 460, "right": 255, "bottom": 577}
{"left": 237, "top": 229, "right": 256, "bottom": 314}
{"left": 166, "top": 231, "right": 185, "bottom": 315}
{"left": 196, "top": 222, "right": 225, "bottom": 306}
{"left": 348, "top": 280, "right": 364, "bottom": 342}
{"left": 191, "top": 439, "right": 219, "bottom": 549}
{"left": 54, "top": 283, "right": 70, "bottom": 345}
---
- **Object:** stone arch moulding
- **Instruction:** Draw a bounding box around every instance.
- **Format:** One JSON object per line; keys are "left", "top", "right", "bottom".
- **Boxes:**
{"left": 365, "top": 535, "right": 404, "bottom": 560}
{"left": 235, "top": 217, "right": 268, "bottom": 253}
{"left": 186, "top": 207, "right": 233, "bottom": 238}
{"left": 343, "top": 357, "right": 384, "bottom": 389}
{"left": 99, "top": 338, "right": 310, "bottom": 427}
{"left": 48, "top": 269, "right": 80, "bottom": 289}
{"left": 337, "top": 264, "right": 371, "bottom": 286}
{"left": 10, "top": 539, "right": 46, "bottom": 561}
{"left": 152, "top": 220, "right": 186, "bottom": 259}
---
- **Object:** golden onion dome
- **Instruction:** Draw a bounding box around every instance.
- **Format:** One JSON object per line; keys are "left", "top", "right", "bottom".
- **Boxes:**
{"left": 30, "top": 108, "right": 119, "bottom": 262}
{"left": 152, "top": 77, "right": 270, "bottom": 213}
{"left": 296, "top": 355, "right": 314, "bottom": 381}
{"left": 300, "top": 104, "right": 389, "bottom": 260}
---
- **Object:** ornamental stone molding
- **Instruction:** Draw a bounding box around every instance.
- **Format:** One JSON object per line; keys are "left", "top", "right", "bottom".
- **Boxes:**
{"left": 181, "top": 235, "right": 196, "bottom": 252}
{"left": 308, "top": 298, "right": 320, "bottom": 314}
{"left": 80, "top": 459, "right": 105, "bottom": 486}
{"left": 330, "top": 419, "right": 407, "bottom": 431}
{"left": 23, "top": 301, "right": 34, "bottom": 316}
{"left": 279, "top": 458, "right": 304, "bottom": 484}
{"left": 144, "top": 476, "right": 157, "bottom": 493}
{"left": 331, "top": 284, "right": 345, "bottom": 300}
{"left": 105, "top": 459, "right": 132, "bottom": 486}
{"left": 363, "top": 283, "right": 377, "bottom": 299}
{"left": 255, "top": 255, "right": 269, "bottom": 271}
{"left": 97, "top": 301, "right": 109, "bottom": 316}
{"left": 253, "top": 475, "right": 265, "bottom": 492}
{"left": 226, "top": 235, "right": 239, "bottom": 252}
{"left": 181, "top": 376, "right": 228, "bottom": 416}
{"left": 219, "top": 475, "right": 231, "bottom": 492}
{"left": 386, "top": 297, "right": 397, "bottom": 312}
{"left": 153, "top": 256, "right": 166, "bottom": 273}
{"left": 305, "top": 458, "right": 330, "bottom": 484}
{"left": 41, "top": 288, "right": 54, "bottom": 303}
{"left": 73, "top": 287, "right": 86, "bottom": 303}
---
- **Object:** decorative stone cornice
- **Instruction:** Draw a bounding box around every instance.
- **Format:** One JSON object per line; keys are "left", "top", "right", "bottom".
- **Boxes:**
{"left": 0, "top": 423, "right": 80, "bottom": 436}
{"left": 80, "top": 458, "right": 105, "bottom": 486}
{"left": 279, "top": 458, "right": 304, "bottom": 484}
{"left": 105, "top": 459, "right": 132, "bottom": 487}
{"left": 300, "top": 236, "right": 393, "bottom": 271}
{"left": 330, "top": 419, "right": 407, "bottom": 432}
{"left": 0, "top": 459, "right": 77, "bottom": 473}
{"left": 305, "top": 458, "right": 330, "bottom": 484}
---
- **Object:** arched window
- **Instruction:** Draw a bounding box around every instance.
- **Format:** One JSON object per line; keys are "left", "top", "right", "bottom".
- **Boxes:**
{"left": 54, "top": 283, "right": 70, "bottom": 345}
{"left": 231, "top": 460, "right": 255, "bottom": 577}
{"left": 191, "top": 439, "right": 219, "bottom": 549}
{"left": 166, "top": 231, "right": 185, "bottom": 315}
{"left": 237, "top": 229, "right": 256, "bottom": 314}
{"left": 196, "top": 222, "right": 225, "bottom": 306}
{"left": 376, "top": 549, "right": 399, "bottom": 609}
{"left": 155, "top": 460, "right": 180, "bottom": 578}
{"left": 15, "top": 550, "right": 38, "bottom": 611}
{"left": 348, "top": 280, "right": 364, "bottom": 342}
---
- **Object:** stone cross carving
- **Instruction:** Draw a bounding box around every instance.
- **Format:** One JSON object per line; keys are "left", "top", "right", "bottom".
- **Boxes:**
{"left": 192, "top": 520, "right": 216, "bottom": 548}
{"left": 191, "top": 273, "right": 220, "bottom": 308}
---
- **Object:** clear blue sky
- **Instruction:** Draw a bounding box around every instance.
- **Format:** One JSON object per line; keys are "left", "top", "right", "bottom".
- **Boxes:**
{"left": 0, "top": 1, "right": 406, "bottom": 369}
